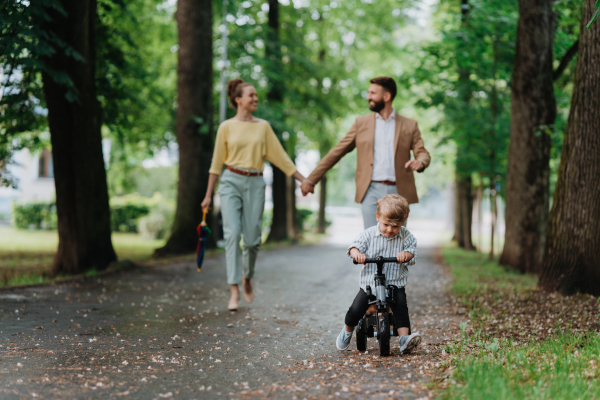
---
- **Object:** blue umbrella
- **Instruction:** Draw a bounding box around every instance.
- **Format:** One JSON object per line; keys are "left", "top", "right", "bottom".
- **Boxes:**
{"left": 196, "top": 209, "right": 211, "bottom": 272}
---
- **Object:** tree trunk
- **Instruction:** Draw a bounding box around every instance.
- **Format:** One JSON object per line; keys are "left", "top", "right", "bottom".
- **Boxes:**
{"left": 539, "top": 1, "right": 600, "bottom": 296}
{"left": 155, "top": 0, "right": 213, "bottom": 255}
{"left": 500, "top": 0, "right": 556, "bottom": 274}
{"left": 454, "top": 173, "right": 474, "bottom": 250}
{"left": 475, "top": 182, "right": 483, "bottom": 252}
{"left": 41, "top": 0, "right": 116, "bottom": 275}
{"left": 453, "top": 0, "right": 474, "bottom": 251}
{"left": 268, "top": 166, "right": 288, "bottom": 241}
{"left": 317, "top": 175, "right": 327, "bottom": 234}
{"left": 489, "top": 183, "right": 497, "bottom": 260}
{"left": 265, "top": 0, "right": 289, "bottom": 242}
{"left": 286, "top": 175, "right": 297, "bottom": 240}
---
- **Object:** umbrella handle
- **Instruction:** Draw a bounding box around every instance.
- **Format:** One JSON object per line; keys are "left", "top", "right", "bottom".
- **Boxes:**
{"left": 201, "top": 208, "right": 207, "bottom": 227}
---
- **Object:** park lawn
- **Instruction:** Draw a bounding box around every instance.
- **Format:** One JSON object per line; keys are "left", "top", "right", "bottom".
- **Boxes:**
{"left": 0, "top": 226, "right": 166, "bottom": 287}
{"left": 439, "top": 245, "right": 600, "bottom": 400}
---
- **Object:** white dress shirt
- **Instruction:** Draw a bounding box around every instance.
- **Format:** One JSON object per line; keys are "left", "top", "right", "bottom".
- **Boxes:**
{"left": 371, "top": 109, "right": 396, "bottom": 182}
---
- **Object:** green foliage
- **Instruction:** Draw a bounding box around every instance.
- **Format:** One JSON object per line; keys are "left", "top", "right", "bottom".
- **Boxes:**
{"left": 10, "top": 194, "right": 172, "bottom": 234}
{"left": 586, "top": 0, "right": 600, "bottom": 29}
{"left": 0, "top": 0, "right": 70, "bottom": 186}
{"left": 220, "top": 0, "right": 413, "bottom": 158}
{"left": 109, "top": 194, "right": 155, "bottom": 233}
{"left": 11, "top": 201, "right": 57, "bottom": 230}
{"left": 410, "top": 0, "right": 517, "bottom": 193}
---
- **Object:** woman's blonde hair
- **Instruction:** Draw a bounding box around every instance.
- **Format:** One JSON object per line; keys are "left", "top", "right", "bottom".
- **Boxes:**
{"left": 227, "top": 78, "right": 253, "bottom": 109}
{"left": 376, "top": 194, "right": 410, "bottom": 226}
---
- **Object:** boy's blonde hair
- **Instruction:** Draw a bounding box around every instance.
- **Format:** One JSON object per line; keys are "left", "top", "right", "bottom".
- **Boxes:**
{"left": 376, "top": 194, "right": 410, "bottom": 226}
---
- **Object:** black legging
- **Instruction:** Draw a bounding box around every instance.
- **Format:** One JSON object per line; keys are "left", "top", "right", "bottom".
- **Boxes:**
{"left": 344, "top": 286, "right": 411, "bottom": 334}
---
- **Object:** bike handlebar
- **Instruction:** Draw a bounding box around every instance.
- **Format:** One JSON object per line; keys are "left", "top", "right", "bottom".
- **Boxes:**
{"left": 353, "top": 257, "right": 398, "bottom": 265}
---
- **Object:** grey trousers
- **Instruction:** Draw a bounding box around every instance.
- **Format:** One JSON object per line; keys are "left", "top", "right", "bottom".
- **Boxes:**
{"left": 218, "top": 168, "right": 266, "bottom": 285}
{"left": 360, "top": 182, "right": 399, "bottom": 229}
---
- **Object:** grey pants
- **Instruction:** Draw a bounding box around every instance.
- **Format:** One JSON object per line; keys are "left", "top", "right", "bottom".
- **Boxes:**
{"left": 218, "top": 168, "right": 266, "bottom": 285}
{"left": 360, "top": 182, "right": 399, "bottom": 229}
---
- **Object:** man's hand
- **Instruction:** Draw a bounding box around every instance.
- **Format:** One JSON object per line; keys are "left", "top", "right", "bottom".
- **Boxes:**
{"left": 396, "top": 251, "right": 414, "bottom": 263}
{"left": 301, "top": 179, "right": 315, "bottom": 196}
{"left": 404, "top": 160, "right": 424, "bottom": 172}
{"left": 350, "top": 248, "right": 366, "bottom": 264}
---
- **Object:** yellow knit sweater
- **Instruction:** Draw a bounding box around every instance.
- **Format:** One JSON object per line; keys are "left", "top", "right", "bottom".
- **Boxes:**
{"left": 208, "top": 119, "right": 297, "bottom": 177}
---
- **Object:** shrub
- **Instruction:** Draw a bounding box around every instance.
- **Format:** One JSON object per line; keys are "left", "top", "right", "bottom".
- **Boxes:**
{"left": 110, "top": 195, "right": 151, "bottom": 233}
{"left": 12, "top": 202, "right": 57, "bottom": 230}
{"left": 137, "top": 199, "right": 175, "bottom": 239}
{"left": 12, "top": 193, "right": 163, "bottom": 233}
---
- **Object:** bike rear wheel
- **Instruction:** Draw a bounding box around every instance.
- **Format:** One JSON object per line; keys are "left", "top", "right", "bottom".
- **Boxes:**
{"left": 377, "top": 313, "right": 390, "bottom": 356}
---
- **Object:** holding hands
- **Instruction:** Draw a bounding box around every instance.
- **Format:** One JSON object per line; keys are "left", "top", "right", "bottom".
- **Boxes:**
{"left": 301, "top": 179, "right": 315, "bottom": 196}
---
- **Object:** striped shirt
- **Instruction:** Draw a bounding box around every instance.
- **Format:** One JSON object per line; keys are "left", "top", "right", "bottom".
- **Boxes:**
{"left": 347, "top": 224, "right": 417, "bottom": 291}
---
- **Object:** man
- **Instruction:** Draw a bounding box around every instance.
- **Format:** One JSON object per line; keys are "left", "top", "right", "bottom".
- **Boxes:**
{"left": 301, "top": 76, "right": 430, "bottom": 229}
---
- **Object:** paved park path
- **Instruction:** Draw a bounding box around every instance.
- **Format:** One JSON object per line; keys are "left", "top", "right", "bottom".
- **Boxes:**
{"left": 0, "top": 224, "right": 464, "bottom": 399}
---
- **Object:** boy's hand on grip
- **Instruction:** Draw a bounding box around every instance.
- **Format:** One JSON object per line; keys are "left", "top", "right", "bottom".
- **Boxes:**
{"left": 350, "top": 248, "right": 366, "bottom": 264}
{"left": 397, "top": 251, "right": 414, "bottom": 263}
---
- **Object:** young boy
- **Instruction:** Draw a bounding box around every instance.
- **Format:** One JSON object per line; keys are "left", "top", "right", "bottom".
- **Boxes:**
{"left": 336, "top": 194, "right": 421, "bottom": 354}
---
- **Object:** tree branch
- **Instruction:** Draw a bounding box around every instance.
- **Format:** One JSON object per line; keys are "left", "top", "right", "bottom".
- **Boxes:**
{"left": 553, "top": 40, "right": 579, "bottom": 81}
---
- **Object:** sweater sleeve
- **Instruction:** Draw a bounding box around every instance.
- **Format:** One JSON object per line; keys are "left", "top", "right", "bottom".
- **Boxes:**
{"left": 209, "top": 123, "right": 228, "bottom": 175}
{"left": 264, "top": 122, "right": 297, "bottom": 177}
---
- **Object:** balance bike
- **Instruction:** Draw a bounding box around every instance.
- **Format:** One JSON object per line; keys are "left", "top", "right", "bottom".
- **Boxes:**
{"left": 353, "top": 256, "right": 399, "bottom": 356}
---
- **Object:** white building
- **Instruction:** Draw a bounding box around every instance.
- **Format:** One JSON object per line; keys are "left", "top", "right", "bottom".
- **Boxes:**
{"left": 0, "top": 148, "right": 55, "bottom": 219}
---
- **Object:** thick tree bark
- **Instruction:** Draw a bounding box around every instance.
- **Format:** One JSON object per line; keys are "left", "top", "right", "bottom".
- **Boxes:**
{"left": 539, "top": 1, "right": 600, "bottom": 296}
{"left": 500, "top": 0, "right": 556, "bottom": 274}
{"left": 41, "top": 0, "right": 116, "bottom": 275}
{"left": 155, "top": 0, "right": 213, "bottom": 255}
{"left": 265, "top": 0, "right": 290, "bottom": 242}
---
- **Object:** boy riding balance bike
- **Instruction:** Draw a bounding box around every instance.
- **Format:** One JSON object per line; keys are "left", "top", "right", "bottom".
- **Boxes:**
{"left": 336, "top": 194, "right": 421, "bottom": 356}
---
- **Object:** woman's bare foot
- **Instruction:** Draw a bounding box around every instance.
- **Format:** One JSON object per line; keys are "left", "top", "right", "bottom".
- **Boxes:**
{"left": 242, "top": 276, "right": 254, "bottom": 304}
{"left": 228, "top": 284, "right": 240, "bottom": 311}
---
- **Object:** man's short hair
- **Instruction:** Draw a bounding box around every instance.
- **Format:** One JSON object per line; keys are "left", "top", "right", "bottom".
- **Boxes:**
{"left": 376, "top": 194, "right": 409, "bottom": 226}
{"left": 370, "top": 76, "right": 397, "bottom": 101}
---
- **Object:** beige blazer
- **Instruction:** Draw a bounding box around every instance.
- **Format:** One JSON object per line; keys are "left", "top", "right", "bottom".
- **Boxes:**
{"left": 308, "top": 112, "right": 430, "bottom": 204}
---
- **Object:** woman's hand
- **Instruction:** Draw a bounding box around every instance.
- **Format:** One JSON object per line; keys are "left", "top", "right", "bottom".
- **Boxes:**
{"left": 350, "top": 248, "right": 366, "bottom": 264}
{"left": 201, "top": 196, "right": 212, "bottom": 212}
{"left": 397, "top": 251, "right": 414, "bottom": 263}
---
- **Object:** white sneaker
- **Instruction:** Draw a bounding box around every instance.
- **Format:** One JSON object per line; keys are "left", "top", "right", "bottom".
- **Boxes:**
{"left": 399, "top": 333, "right": 421, "bottom": 354}
{"left": 336, "top": 328, "right": 353, "bottom": 351}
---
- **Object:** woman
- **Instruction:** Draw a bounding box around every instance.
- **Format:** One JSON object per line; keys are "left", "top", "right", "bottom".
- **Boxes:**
{"left": 201, "top": 78, "right": 309, "bottom": 311}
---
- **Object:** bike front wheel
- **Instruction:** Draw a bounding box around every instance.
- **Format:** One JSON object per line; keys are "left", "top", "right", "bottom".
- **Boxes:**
{"left": 377, "top": 313, "right": 390, "bottom": 356}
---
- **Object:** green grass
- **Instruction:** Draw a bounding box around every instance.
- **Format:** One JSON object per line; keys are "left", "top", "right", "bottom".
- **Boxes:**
{"left": 440, "top": 244, "right": 600, "bottom": 400}
{"left": 0, "top": 226, "right": 165, "bottom": 259}
{"left": 0, "top": 226, "right": 166, "bottom": 287}
{"left": 442, "top": 246, "right": 537, "bottom": 298}
{"left": 442, "top": 328, "right": 600, "bottom": 399}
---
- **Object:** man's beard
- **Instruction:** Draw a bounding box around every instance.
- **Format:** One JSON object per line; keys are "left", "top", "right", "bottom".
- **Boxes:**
{"left": 368, "top": 99, "right": 385, "bottom": 112}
